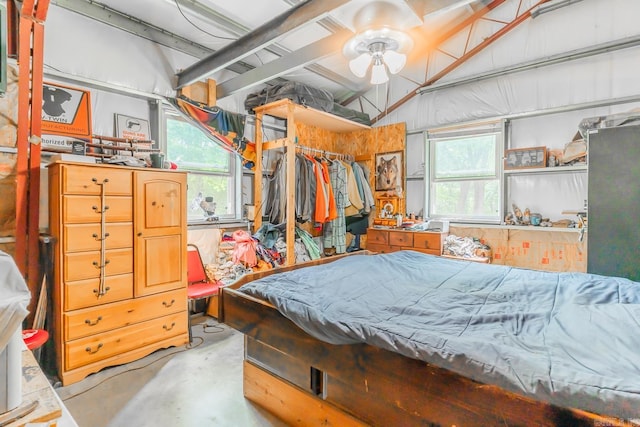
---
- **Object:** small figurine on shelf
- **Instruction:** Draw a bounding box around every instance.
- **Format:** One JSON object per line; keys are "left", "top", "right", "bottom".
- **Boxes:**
{"left": 191, "top": 192, "right": 218, "bottom": 222}
{"left": 200, "top": 196, "right": 218, "bottom": 222}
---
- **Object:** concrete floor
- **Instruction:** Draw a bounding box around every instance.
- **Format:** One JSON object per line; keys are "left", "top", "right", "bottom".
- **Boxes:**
{"left": 55, "top": 317, "right": 288, "bottom": 427}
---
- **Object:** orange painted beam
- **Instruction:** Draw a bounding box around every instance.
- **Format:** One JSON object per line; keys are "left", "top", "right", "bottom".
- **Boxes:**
{"left": 372, "top": 0, "right": 551, "bottom": 124}
{"left": 15, "top": 0, "right": 50, "bottom": 323}
{"left": 16, "top": 13, "right": 34, "bottom": 275}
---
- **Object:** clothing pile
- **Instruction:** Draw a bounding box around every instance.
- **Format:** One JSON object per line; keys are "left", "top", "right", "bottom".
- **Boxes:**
{"left": 443, "top": 235, "right": 492, "bottom": 259}
{"left": 264, "top": 153, "right": 375, "bottom": 256}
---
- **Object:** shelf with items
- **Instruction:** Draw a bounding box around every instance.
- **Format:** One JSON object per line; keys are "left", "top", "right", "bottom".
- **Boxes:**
{"left": 253, "top": 98, "right": 370, "bottom": 133}
{"left": 503, "top": 164, "right": 587, "bottom": 175}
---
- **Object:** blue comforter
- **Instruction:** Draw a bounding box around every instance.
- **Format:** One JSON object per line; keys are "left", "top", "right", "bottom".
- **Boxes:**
{"left": 239, "top": 251, "right": 640, "bottom": 418}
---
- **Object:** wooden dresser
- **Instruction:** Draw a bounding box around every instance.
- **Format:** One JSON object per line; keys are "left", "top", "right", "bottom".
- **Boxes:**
{"left": 366, "top": 227, "right": 447, "bottom": 256}
{"left": 48, "top": 162, "right": 189, "bottom": 385}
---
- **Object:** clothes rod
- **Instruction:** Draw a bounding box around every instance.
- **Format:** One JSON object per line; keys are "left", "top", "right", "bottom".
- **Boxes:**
{"left": 295, "top": 145, "right": 354, "bottom": 161}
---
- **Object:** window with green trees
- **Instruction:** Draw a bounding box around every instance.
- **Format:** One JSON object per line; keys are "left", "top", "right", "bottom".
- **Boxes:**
{"left": 165, "top": 114, "right": 240, "bottom": 222}
{"left": 427, "top": 130, "right": 501, "bottom": 222}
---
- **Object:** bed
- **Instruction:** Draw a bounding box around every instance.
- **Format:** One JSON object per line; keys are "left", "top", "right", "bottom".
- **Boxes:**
{"left": 221, "top": 251, "right": 640, "bottom": 426}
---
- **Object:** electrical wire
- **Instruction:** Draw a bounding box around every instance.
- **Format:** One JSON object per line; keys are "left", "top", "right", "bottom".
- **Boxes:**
{"left": 58, "top": 321, "right": 228, "bottom": 400}
{"left": 173, "top": 0, "right": 236, "bottom": 41}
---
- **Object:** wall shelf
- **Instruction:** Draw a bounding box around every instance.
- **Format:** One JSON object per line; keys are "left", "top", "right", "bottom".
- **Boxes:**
{"left": 253, "top": 99, "right": 370, "bottom": 133}
{"left": 504, "top": 164, "right": 587, "bottom": 175}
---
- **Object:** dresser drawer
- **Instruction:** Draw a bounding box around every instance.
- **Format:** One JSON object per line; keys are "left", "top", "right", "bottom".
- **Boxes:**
{"left": 63, "top": 165, "right": 132, "bottom": 196}
{"left": 65, "top": 273, "right": 134, "bottom": 311}
{"left": 389, "top": 231, "right": 413, "bottom": 247}
{"left": 367, "top": 229, "right": 389, "bottom": 245}
{"left": 64, "top": 248, "right": 133, "bottom": 282}
{"left": 65, "top": 312, "right": 187, "bottom": 370}
{"left": 64, "top": 222, "right": 133, "bottom": 253}
{"left": 413, "top": 233, "right": 445, "bottom": 252}
{"left": 366, "top": 243, "right": 394, "bottom": 253}
{"left": 65, "top": 288, "right": 187, "bottom": 340}
{"left": 63, "top": 195, "right": 132, "bottom": 223}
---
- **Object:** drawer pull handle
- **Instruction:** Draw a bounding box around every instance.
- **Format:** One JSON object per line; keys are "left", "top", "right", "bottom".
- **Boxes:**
{"left": 85, "top": 343, "right": 103, "bottom": 354}
{"left": 92, "top": 259, "right": 110, "bottom": 269}
{"left": 91, "top": 178, "right": 109, "bottom": 184}
{"left": 162, "top": 299, "right": 175, "bottom": 308}
{"left": 92, "top": 205, "right": 110, "bottom": 214}
{"left": 92, "top": 286, "right": 110, "bottom": 296}
{"left": 85, "top": 316, "right": 103, "bottom": 326}
{"left": 92, "top": 232, "right": 110, "bottom": 241}
{"left": 163, "top": 322, "right": 176, "bottom": 331}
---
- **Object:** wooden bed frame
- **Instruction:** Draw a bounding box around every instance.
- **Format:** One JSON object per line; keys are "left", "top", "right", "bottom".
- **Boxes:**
{"left": 220, "top": 253, "right": 628, "bottom": 426}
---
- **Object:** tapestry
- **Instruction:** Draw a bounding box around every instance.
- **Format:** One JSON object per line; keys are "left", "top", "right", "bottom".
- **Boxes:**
{"left": 170, "top": 96, "right": 256, "bottom": 170}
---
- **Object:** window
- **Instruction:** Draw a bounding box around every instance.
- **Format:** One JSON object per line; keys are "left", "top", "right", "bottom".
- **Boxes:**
{"left": 165, "top": 112, "right": 241, "bottom": 222}
{"left": 427, "top": 124, "right": 502, "bottom": 223}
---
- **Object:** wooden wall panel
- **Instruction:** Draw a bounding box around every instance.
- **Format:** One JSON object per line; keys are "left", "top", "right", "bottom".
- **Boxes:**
{"left": 295, "top": 123, "right": 338, "bottom": 152}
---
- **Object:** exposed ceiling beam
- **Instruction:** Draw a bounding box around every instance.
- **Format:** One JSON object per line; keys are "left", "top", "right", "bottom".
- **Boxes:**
{"left": 176, "top": 0, "right": 361, "bottom": 93}
{"left": 217, "top": 30, "right": 353, "bottom": 98}
{"left": 49, "top": 0, "right": 255, "bottom": 75}
{"left": 176, "top": 0, "right": 351, "bottom": 89}
{"left": 417, "top": 34, "right": 640, "bottom": 95}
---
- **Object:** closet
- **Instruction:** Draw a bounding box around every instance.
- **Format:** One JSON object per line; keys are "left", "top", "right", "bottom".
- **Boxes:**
{"left": 48, "top": 162, "right": 188, "bottom": 385}
{"left": 252, "top": 99, "right": 406, "bottom": 265}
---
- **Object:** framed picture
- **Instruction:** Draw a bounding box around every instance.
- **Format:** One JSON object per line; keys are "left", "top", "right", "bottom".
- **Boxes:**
{"left": 504, "top": 146, "right": 547, "bottom": 170}
{"left": 375, "top": 150, "right": 404, "bottom": 192}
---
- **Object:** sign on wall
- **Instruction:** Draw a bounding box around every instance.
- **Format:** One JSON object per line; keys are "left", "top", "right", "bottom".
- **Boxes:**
{"left": 42, "top": 82, "right": 92, "bottom": 141}
{"left": 115, "top": 114, "right": 150, "bottom": 141}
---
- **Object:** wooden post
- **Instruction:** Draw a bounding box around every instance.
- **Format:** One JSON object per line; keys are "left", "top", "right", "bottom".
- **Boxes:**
{"left": 285, "top": 101, "right": 296, "bottom": 266}
{"left": 253, "top": 111, "right": 264, "bottom": 232}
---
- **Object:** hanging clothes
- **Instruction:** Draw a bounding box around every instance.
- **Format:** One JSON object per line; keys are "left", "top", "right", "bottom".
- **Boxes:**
{"left": 264, "top": 155, "right": 286, "bottom": 224}
{"left": 295, "top": 153, "right": 317, "bottom": 223}
{"left": 320, "top": 160, "right": 338, "bottom": 222}
{"left": 323, "top": 160, "right": 348, "bottom": 254}
{"left": 351, "top": 162, "right": 375, "bottom": 214}
{"left": 343, "top": 161, "right": 365, "bottom": 217}
{"left": 309, "top": 156, "right": 329, "bottom": 224}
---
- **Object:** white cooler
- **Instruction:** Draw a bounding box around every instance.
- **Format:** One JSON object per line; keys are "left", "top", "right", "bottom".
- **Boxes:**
{"left": 0, "top": 329, "right": 22, "bottom": 414}
{"left": 0, "top": 250, "right": 31, "bottom": 415}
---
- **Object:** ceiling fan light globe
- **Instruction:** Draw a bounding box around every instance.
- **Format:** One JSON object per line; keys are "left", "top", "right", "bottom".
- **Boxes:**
{"left": 349, "top": 53, "right": 372, "bottom": 78}
{"left": 370, "top": 62, "right": 389, "bottom": 85}
{"left": 383, "top": 50, "right": 406, "bottom": 74}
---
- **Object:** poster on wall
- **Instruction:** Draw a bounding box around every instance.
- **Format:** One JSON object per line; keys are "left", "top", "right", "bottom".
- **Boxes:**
{"left": 375, "top": 150, "right": 404, "bottom": 193}
{"left": 41, "top": 82, "right": 92, "bottom": 146}
{"left": 115, "top": 114, "right": 151, "bottom": 141}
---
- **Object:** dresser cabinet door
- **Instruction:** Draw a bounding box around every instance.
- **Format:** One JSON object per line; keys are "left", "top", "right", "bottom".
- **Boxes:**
{"left": 134, "top": 171, "right": 187, "bottom": 296}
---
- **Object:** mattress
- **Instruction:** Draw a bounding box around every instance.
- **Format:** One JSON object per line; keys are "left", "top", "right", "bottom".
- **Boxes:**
{"left": 239, "top": 251, "right": 640, "bottom": 418}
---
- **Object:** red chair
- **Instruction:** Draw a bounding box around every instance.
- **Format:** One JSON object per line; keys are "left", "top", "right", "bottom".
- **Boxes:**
{"left": 22, "top": 329, "right": 49, "bottom": 364}
{"left": 22, "top": 329, "right": 48, "bottom": 350}
{"left": 187, "top": 244, "right": 221, "bottom": 343}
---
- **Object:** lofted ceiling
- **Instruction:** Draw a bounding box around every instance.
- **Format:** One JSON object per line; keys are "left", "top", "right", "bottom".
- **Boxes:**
{"left": 49, "top": 0, "right": 583, "bottom": 122}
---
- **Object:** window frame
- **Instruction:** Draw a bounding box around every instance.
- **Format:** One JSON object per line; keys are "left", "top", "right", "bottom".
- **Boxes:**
{"left": 162, "top": 107, "right": 243, "bottom": 224}
{"left": 425, "top": 121, "right": 504, "bottom": 224}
